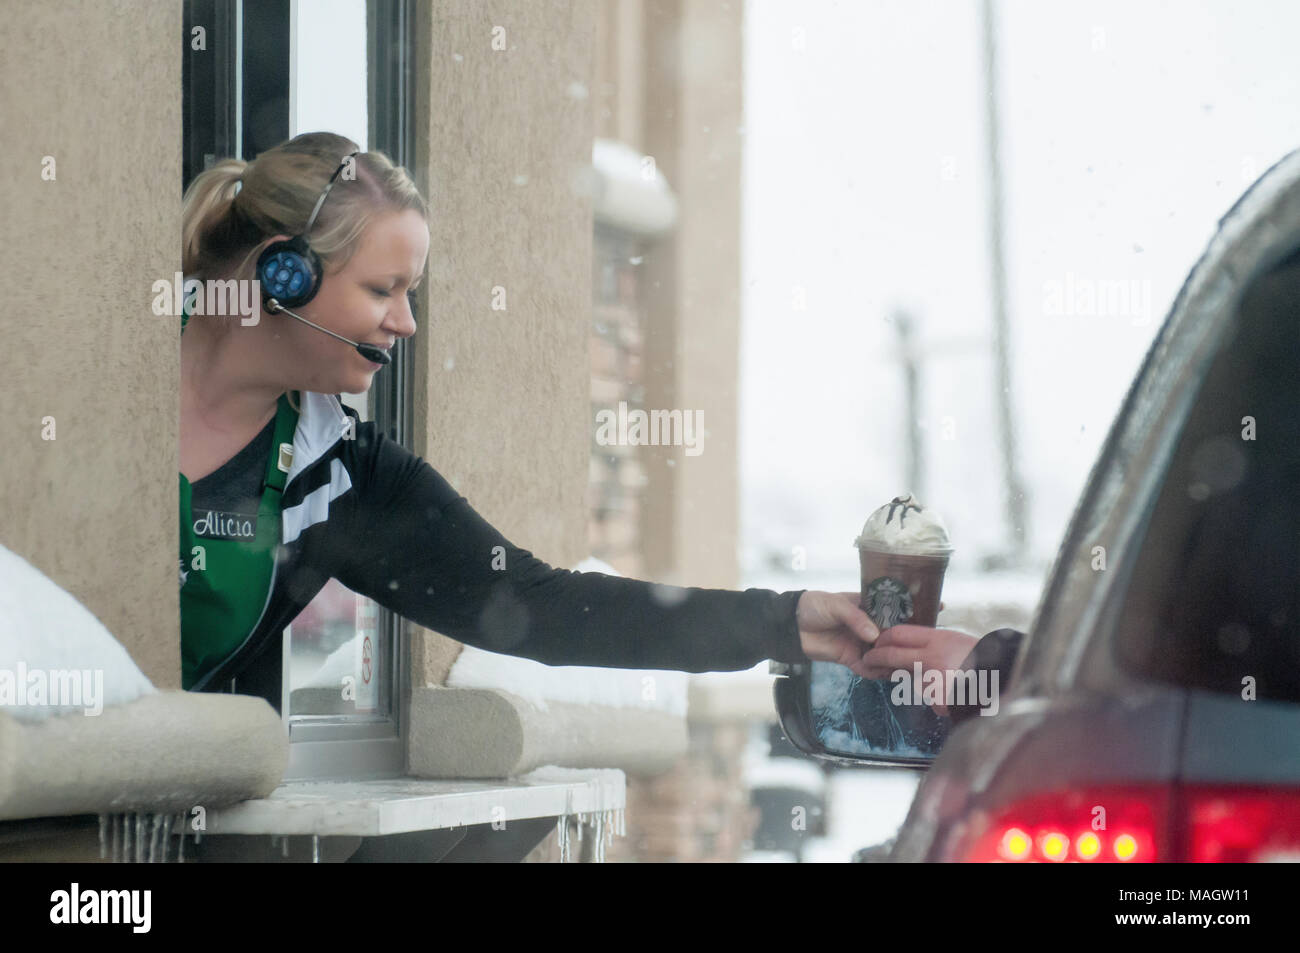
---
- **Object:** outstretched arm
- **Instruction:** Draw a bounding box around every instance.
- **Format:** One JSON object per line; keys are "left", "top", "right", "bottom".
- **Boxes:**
{"left": 329, "top": 427, "right": 874, "bottom": 673}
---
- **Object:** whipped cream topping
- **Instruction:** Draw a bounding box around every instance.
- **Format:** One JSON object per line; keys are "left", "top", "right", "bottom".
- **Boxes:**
{"left": 854, "top": 493, "right": 953, "bottom": 555}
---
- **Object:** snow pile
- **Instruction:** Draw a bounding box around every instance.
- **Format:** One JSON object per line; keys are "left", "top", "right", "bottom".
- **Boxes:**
{"left": 300, "top": 635, "right": 357, "bottom": 689}
{"left": 0, "top": 541, "right": 156, "bottom": 722}
{"left": 446, "top": 556, "right": 689, "bottom": 717}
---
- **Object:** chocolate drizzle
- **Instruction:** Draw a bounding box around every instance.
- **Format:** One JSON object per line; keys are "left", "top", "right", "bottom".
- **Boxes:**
{"left": 885, "top": 495, "right": 923, "bottom": 529}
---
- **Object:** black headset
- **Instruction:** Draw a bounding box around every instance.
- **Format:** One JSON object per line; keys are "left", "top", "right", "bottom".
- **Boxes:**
{"left": 255, "top": 151, "right": 360, "bottom": 309}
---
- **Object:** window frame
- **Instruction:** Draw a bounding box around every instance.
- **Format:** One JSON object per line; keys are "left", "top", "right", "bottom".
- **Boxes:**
{"left": 182, "top": 0, "right": 420, "bottom": 781}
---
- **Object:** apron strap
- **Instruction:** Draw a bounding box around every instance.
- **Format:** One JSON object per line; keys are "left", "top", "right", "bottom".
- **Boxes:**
{"left": 262, "top": 392, "right": 300, "bottom": 495}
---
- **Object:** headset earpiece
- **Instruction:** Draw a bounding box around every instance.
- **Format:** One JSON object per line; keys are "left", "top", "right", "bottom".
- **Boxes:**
{"left": 255, "top": 150, "right": 358, "bottom": 312}
{"left": 256, "top": 235, "right": 322, "bottom": 309}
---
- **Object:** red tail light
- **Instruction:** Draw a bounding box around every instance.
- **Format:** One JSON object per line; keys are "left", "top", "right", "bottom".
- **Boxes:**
{"left": 959, "top": 784, "right": 1300, "bottom": 861}
{"left": 1186, "top": 788, "right": 1300, "bottom": 862}
{"left": 962, "top": 786, "right": 1167, "bottom": 862}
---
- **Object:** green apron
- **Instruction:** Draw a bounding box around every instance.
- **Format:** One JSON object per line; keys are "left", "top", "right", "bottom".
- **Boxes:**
{"left": 179, "top": 393, "right": 299, "bottom": 690}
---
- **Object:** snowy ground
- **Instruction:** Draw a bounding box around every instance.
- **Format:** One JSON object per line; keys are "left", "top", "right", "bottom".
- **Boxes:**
{"left": 741, "top": 763, "right": 922, "bottom": 863}
{"left": 808, "top": 768, "right": 920, "bottom": 863}
{"left": 739, "top": 720, "right": 923, "bottom": 863}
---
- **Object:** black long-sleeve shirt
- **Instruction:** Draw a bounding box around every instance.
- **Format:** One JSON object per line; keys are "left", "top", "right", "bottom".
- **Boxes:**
{"left": 191, "top": 391, "right": 810, "bottom": 711}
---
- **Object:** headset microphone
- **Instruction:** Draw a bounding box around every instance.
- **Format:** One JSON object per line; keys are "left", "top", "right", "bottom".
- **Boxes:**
{"left": 265, "top": 298, "right": 392, "bottom": 365}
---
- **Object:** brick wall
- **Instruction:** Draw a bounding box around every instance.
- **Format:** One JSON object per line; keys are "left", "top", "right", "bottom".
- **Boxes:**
{"left": 588, "top": 225, "right": 649, "bottom": 579}
{"left": 606, "top": 721, "right": 756, "bottom": 862}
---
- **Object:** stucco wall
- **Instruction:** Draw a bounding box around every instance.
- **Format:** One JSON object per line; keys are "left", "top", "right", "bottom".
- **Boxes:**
{"left": 408, "top": 1, "right": 598, "bottom": 685}
{"left": 641, "top": 0, "right": 745, "bottom": 589}
{"left": 0, "top": 1, "right": 181, "bottom": 688}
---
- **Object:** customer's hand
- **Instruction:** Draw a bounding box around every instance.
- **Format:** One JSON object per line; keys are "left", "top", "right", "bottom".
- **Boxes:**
{"left": 795, "top": 591, "right": 880, "bottom": 678}
{"left": 861, "top": 624, "right": 980, "bottom": 716}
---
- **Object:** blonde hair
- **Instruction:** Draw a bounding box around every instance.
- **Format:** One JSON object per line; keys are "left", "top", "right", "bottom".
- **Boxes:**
{"left": 182, "top": 131, "right": 428, "bottom": 286}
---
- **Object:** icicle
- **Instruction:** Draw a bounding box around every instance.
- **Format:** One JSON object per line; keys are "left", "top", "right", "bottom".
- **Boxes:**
{"left": 312, "top": 835, "right": 320, "bottom": 863}
{"left": 135, "top": 813, "right": 145, "bottom": 864}
{"left": 282, "top": 836, "right": 290, "bottom": 859}
{"left": 161, "top": 814, "right": 173, "bottom": 864}
{"left": 594, "top": 812, "right": 605, "bottom": 863}
{"left": 576, "top": 812, "right": 584, "bottom": 841}
{"left": 98, "top": 815, "right": 108, "bottom": 861}
{"left": 557, "top": 815, "right": 569, "bottom": 863}
{"left": 113, "top": 814, "right": 121, "bottom": 863}
{"left": 148, "top": 814, "right": 160, "bottom": 863}
{"left": 177, "top": 815, "right": 187, "bottom": 864}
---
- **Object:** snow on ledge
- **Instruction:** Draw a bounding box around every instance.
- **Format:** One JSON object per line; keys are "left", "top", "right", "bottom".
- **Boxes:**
{"left": 0, "top": 542, "right": 156, "bottom": 722}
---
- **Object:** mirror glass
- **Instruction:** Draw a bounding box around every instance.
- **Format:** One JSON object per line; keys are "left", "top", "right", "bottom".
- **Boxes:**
{"left": 810, "top": 661, "right": 949, "bottom": 760}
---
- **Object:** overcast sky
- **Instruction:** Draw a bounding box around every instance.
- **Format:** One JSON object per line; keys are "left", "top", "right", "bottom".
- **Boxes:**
{"left": 740, "top": 0, "right": 1300, "bottom": 582}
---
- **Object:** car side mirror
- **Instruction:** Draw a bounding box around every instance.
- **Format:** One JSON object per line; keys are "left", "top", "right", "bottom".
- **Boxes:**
{"left": 771, "top": 660, "right": 948, "bottom": 767}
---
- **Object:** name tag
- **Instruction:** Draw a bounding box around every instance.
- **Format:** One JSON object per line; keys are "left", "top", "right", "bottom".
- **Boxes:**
{"left": 193, "top": 509, "right": 258, "bottom": 540}
{"left": 278, "top": 443, "right": 294, "bottom": 473}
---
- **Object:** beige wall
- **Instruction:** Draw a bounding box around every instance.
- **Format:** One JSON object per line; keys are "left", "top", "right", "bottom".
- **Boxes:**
{"left": 595, "top": 0, "right": 647, "bottom": 152}
{"left": 408, "top": 1, "right": 599, "bottom": 687}
{"left": 0, "top": 1, "right": 181, "bottom": 688}
{"left": 640, "top": 0, "right": 746, "bottom": 589}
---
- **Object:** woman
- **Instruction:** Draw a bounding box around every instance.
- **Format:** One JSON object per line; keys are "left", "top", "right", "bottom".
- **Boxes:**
{"left": 179, "top": 131, "right": 983, "bottom": 711}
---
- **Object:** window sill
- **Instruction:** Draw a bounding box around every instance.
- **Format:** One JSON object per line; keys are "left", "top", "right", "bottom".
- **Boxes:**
{"left": 203, "top": 766, "right": 626, "bottom": 837}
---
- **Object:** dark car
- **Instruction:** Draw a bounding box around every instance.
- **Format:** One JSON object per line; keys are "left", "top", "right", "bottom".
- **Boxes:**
{"left": 773, "top": 148, "right": 1300, "bottom": 863}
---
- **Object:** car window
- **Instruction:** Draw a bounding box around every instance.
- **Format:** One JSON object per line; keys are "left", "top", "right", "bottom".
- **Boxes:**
{"left": 1114, "top": 245, "right": 1300, "bottom": 702}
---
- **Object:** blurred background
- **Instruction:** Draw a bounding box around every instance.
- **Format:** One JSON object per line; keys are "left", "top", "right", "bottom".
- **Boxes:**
{"left": 7, "top": 0, "right": 1300, "bottom": 863}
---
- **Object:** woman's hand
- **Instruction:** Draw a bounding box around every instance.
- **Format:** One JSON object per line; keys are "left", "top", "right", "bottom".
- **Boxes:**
{"left": 795, "top": 591, "right": 880, "bottom": 679}
{"left": 860, "top": 624, "right": 980, "bottom": 716}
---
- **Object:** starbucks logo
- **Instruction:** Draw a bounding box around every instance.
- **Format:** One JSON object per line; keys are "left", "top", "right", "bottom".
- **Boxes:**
{"left": 864, "top": 576, "right": 913, "bottom": 629}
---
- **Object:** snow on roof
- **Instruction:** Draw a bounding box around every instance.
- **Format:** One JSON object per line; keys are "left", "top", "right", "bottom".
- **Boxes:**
{"left": 592, "top": 138, "right": 679, "bottom": 237}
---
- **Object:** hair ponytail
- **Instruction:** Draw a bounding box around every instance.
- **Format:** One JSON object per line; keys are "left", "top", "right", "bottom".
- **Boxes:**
{"left": 182, "top": 159, "right": 257, "bottom": 279}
